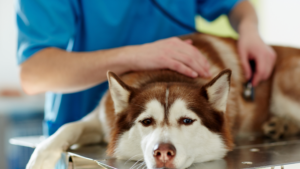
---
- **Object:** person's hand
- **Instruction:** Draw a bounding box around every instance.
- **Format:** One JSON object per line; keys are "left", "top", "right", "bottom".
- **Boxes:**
{"left": 125, "top": 37, "right": 211, "bottom": 78}
{"left": 238, "top": 29, "right": 276, "bottom": 86}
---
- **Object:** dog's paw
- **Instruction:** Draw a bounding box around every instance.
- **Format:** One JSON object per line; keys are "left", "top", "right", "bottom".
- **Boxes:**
{"left": 262, "top": 116, "right": 299, "bottom": 140}
{"left": 26, "top": 140, "right": 62, "bottom": 169}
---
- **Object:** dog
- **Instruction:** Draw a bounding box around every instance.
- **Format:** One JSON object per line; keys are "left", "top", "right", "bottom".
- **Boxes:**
{"left": 26, "top": 33, "right": 300, "bottom": 169}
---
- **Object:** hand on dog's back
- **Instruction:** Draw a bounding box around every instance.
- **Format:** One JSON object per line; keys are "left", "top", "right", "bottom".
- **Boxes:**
{"left": 124, "top": 37, "right": 211, "bottom": 78}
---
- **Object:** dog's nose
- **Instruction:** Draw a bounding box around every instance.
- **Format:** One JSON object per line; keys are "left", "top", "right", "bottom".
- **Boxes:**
{"left": 153, "top": 143, "right": 176, "bottom": 165}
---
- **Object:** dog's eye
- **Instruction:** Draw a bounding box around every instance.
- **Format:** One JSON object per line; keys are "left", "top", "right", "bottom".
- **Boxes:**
{"left": 183, "top": 118, "right": 193, "bottom": 124}
{"left": 179, "top": 118, "right": 195, "bottom": 125}
{"left": 140, "top": 118, "right": 153, "bottom": 127}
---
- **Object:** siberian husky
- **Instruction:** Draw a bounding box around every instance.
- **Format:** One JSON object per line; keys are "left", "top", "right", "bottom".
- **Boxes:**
{"left": 26, "top": 33, "right": 300, "bottom": 169}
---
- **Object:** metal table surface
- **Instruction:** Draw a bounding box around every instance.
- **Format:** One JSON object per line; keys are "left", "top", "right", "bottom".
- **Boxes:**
{"left": 10, "top": 136, "right": 300, "bottom": 169}
{"left": 67, "top": 136, "right": 300, "bottom": 169}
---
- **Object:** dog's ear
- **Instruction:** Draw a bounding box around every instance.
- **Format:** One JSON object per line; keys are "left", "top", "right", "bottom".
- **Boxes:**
{"left": 107, "top": 71, "right": 133, "bottom": 114}
{"left": 200, "top": 69, "right": 231, "bottom": 113}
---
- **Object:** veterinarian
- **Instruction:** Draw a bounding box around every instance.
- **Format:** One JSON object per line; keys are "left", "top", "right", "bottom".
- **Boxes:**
{"left": 17, "top": 0, "right": 276, "bottom": 136}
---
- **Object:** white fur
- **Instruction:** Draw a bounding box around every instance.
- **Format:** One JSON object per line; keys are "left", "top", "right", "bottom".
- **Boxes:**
{"left": 28, "top": 72, "right": 229, "bottom": 169}
{"left": 165, "top": 88, "right": 169, "bottom": 108}
{"left": 115, "top": 98, "right": 227, "bottom": 169}
{"left": 206, "top": 73, "right": 230, "bottom": 112}
{"left": 27, "top": 75, "right": 229, "bottom": 169}
{"left": 108, "top": 75, "right": 130, "bottom": 114}
{"left": 114, "top": 99, "right": 164, "bottom": 161}
{"left": 271, "top": 85, "right": 300, "bottom": 126}
{"left": 26, "top": 111, "right": 103, "bottom": 169}
{"left": 168, "top": 99, "right": 227, "bottom": 166}
{"left": 98, "top": 93, "right": 110, "bottom": 143}
{"left": 26, "top": 36, "right": 300, "bottom": 169}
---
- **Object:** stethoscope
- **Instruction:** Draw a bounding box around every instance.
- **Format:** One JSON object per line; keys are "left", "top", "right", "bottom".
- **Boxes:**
{"left": 150, "top": 0, "right": 255, "bottom": 101}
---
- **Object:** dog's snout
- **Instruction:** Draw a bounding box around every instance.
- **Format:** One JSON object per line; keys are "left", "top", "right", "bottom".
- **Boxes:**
{"left": 153, "top": 143, "right": 176, "bottom": 168}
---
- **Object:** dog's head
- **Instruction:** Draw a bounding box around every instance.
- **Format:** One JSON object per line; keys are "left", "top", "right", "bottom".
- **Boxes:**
{"left": 107, "top": 70, "right": 233, "bottom": 169}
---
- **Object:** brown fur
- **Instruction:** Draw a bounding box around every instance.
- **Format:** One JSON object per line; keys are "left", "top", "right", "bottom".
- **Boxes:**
{"left": 105, "top": 33, "right": 300, "bottom": 156}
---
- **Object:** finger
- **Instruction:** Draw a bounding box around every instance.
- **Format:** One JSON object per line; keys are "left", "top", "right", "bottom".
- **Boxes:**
{"left": 190, "top": 48, "right": 210, "bottom": 75}
{"left": 194, "top": 53, "right": 211, "bottom": 77}
{"left": 263, "top": 64, "right": 272, "bottom": 80}
{"left": 252, "top": 58, "right": 265, "bottom": 86}
{"left": 174, "top": 41, "right": 211, "bottom": 77}
{"left": 172, "top": 50, "right": 210, "bottom": 78}
{"left": 167, "top": 59, "right": 198, "bottom": 78}
{"left": 202, "top": 56, "right": 211, "bottom": 75}
{"left": 184, "top": 39, "right": 193, "bottom": 44}
{"left": 264, "top": 51, "right": 277, "bottom": 80}
{"left": 239, "top": 48, "right": 252, "bottom": 80}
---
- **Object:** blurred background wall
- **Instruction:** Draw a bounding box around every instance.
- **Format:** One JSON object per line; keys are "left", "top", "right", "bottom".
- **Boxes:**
{"left": 0, "top": 0, "right": 299, "bottom": 169}
{"left": 196, "top": 0, "right": 300, "bottom": 48}
{"left": 0, "top": 0, "right": 19, "bottom": 90}
{"left": 0, "top": 0, "right": 44, "bottom": 169}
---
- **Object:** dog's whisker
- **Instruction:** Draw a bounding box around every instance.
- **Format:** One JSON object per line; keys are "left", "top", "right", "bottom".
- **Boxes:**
{"left": 129, "top": 158, "right": 144, "bottom": 169}
{"left": 130, "top": 162, "right": 142, "bottom": 169}
{"left": 124, "top": 154, "right": 143, "bottom": 166}
{"left": 136, "top": 162, "right": 145, "bottom": 169}
{"left": 134, "top": 162, "right": 143, "bottom": 169}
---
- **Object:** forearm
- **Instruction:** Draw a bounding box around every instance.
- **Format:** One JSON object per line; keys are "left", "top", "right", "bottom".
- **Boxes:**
{"left": 20, "top": 47, "right": 132, "bottom": 94}
{"left": 20, "top": 37, "right": 212, "bottom": 94}
{"left": 228, "top": 0, "right": 258, "bottom": 34}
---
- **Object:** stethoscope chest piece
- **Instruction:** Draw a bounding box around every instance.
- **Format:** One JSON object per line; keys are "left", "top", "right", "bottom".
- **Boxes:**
{"left": 243, "top": 60, "right": 256, "bottom": 102}
{"left": 243, "top": 82, "right": 254, "bottom": 101}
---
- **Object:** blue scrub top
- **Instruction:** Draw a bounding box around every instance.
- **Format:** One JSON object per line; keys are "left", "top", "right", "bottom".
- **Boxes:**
{"left": 17, "top": 0, "right": 241, "bottom": 136}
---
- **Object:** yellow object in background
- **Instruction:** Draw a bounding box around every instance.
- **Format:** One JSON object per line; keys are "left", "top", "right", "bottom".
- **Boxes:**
{"left": 196, "top": 15, "right": 238, "bottom": 39}
{"left": 195, "top": 0, "right": 259, "bottom": 39}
